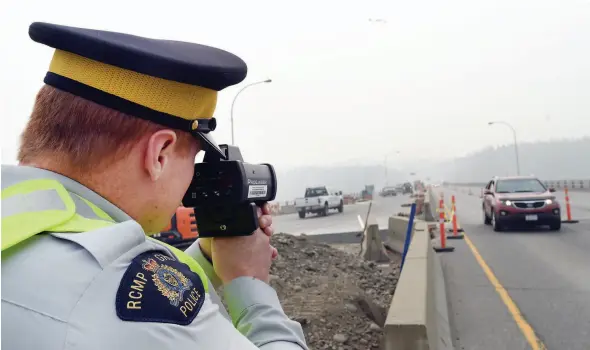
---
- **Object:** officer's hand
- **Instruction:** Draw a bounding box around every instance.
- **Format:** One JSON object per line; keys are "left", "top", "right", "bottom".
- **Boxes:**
{"left": 198, "top": 203, "right": 278, "bottom": 261}
{"left": 260, "top": 203, "right": 279, "bottom": 260}
{"left": 211, "top": 203, "right": 277, "bottom": 284}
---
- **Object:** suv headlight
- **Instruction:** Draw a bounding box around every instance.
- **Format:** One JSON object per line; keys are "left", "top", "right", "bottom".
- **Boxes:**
{"left": 501, "top": 200, "right": 512, "bottom": 206}
{"left": 545, "top": 199, "right": 553, "bottom": 205}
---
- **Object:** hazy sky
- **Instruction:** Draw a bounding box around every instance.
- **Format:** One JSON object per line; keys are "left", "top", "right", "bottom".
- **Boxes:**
{"left": 2, "top": 0, "right": 589, "bottom": 170}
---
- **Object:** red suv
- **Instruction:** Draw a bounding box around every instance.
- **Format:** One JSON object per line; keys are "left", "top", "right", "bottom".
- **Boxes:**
{"left": 482, "top": 176, "right": 561, "bottom": 231}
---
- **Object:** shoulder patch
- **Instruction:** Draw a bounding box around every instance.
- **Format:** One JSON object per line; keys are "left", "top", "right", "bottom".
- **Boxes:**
{"left": 116, "top": 250, "right": 205, "bottom": 325}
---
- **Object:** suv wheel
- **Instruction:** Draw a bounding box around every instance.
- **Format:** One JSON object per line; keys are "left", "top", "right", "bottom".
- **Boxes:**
{"left": 322, "top": 202, "right": 329, "bottom": 216}
{"left": 549, "top": 220, "right": 561, "bottom": 231}
{"left": 492, "top": 210, "right": 503, "bottom": 232}
{"left": 298, "top": 211, "right": 306, "bottom": 219}
{"left": 483, "top": 206, "right": 491, "bottom": 225}
{"left": 338, "top": 200, "right": 344, "bottom": 213}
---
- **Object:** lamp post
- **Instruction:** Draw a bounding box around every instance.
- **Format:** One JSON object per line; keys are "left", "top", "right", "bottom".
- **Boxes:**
{"left": 488, "top": 121, "right": 520, "bottom": 176}
{"left": 230, "top": 79, "right": 272, "bottom": 145}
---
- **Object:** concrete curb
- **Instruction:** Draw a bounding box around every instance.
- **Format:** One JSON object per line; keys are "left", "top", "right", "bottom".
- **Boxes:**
{"left": 383, "top": 219, "right": 453, "bottom": 350}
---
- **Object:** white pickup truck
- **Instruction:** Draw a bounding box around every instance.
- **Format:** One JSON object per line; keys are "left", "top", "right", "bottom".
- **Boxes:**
{"left": 295, "top": 186, "right": 344, "bottom": 219}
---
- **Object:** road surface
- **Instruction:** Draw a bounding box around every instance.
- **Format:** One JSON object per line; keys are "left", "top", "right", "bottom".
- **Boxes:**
{"left": 439, "top": 187, "right": 590, "bottom": 350}
{"left": 273, "top": 194, "right": 411, "bottom": 235}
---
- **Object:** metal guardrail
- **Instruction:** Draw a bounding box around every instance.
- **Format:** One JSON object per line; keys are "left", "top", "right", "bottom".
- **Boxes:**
{"left": 445, "top": 180, "right": 590, "bottom": 191}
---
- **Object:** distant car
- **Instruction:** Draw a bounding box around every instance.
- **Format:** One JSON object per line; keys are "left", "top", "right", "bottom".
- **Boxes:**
{"left": 380, "top": 186, "right": 397, "bottom": 197}
{"left": 482, "top": 176, "right": 561, "bottom": 231}
{"left": 401, "top": 182, "right": 413, "bottom": 195}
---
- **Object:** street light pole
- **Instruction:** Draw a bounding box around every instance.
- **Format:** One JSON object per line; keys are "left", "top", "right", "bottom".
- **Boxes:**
{"left": 230, "top": 79, "right": 272, "bottom": 145}
{"left": 488, "top": 121, "right": 520, "bottom": 176}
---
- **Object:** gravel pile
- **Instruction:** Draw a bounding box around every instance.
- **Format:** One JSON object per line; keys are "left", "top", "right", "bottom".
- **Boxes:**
{"left": 269, "top": 233, "right": 401, "bottom": 350}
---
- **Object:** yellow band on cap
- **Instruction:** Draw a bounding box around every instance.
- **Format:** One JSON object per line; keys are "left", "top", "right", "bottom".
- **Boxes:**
{"left": 48, "top": 50, "right": 217, "bottom": 120}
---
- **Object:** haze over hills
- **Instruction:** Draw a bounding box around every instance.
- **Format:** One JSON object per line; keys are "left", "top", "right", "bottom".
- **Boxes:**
{"left": 274, "top": 137, "right": 590, "bottom": 202}
{"left": 423, "top": 137, "right": 590, "bottom": 183}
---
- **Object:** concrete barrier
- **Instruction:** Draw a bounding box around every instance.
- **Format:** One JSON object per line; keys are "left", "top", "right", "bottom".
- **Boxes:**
{"left": 362, "top": 219, "right": 391, "bottom": 262}
{"left": 427, "top": 189, "right": 439, "bottom": 222}
{"left": 386, "top": 216, "right": 416, "bottom": 255}
{"left": 279, "top": 204, "right": 297, "bottom": 215}
{"left": 384, "top": 220, "right": 452, "bottom": 350}
{"left": 422, "top": 192, "right": 435, "bottom": 222}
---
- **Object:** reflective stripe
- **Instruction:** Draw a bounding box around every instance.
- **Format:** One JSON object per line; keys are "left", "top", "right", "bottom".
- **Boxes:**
{"left": 2, "top": 179, "right": 77, "bottom": 251}
{"left": 1, "top": 179, "right": 116, "bottom": 251}
{"left": 70, "top": 193, "right": 107, "bottom": 221}
{"left": 147, "top": 237, "right": 209, "bottom": 293}
{"left": 51, "top": 213, "right": 116, "bottom": 233}
{"left": 2, "top": 189, "right": 66, "bottom": 218}
{"left": 78, "top": 196, "right": 115, "bottom": 222}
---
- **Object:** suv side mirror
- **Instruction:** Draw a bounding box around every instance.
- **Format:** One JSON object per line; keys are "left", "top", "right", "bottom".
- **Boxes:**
{"left": 484, "top": 190, "right": 493, "bottom": 195}
{"left": 549, "top": 188, "right": 556, "bottom": 193}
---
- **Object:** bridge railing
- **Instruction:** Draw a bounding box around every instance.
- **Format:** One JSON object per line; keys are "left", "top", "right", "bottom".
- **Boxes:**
{"left": 444, "top": 179, "right": 590, "bottom": 191}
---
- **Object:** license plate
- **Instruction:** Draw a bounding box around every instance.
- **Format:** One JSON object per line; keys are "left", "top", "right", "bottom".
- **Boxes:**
{"left": 525, "top": 215, "right": 538, "bottom": 221}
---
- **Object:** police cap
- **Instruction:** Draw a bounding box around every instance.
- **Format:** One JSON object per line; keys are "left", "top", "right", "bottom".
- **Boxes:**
{"left": 29, "top": 22, "right": 248, "bottom": 159}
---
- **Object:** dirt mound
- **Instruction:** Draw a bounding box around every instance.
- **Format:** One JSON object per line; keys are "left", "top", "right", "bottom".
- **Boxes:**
{"left": 270, "top": 233, "right": 401, "bottom": 350}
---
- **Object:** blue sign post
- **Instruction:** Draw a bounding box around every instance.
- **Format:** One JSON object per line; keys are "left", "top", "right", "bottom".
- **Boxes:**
{"left": 401, "top": 203, "right": 417, "bottom": 270}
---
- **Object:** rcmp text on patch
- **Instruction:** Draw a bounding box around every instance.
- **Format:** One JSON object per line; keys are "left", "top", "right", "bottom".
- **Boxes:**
{"left": 116, "top": 250, "right": 205, "bottom": 325}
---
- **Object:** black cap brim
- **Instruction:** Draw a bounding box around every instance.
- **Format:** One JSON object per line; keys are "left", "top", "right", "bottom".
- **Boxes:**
{"left": 196, "top": 132, "right": 227, "bottom": 160}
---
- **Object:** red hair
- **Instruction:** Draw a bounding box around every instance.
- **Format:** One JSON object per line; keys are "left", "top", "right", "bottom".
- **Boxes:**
{"left": 18, "top": 85, "right": 193, "bottom": 172}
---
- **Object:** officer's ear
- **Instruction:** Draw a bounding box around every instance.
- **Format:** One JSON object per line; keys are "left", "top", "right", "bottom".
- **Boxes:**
{"left": 144, "top": 129, "right": 178, "bottom": 181}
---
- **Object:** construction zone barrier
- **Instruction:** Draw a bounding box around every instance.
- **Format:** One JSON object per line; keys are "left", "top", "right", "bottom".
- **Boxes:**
{"left": 562, "top": 187, "right": 579, "bottom": 224}
{"left": 433, "top": 195, "right": 454, "bottom": 253}
{"left": 446, "top": 195, "right": 464, "bottom": 240}
{"left": 384, "top": 217, "right": 453, "bottom": 350}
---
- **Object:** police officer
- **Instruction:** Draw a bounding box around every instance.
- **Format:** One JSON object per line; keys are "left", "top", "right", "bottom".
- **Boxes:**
{"left": 1, "top": 22, "right": 308, "bottom": 350}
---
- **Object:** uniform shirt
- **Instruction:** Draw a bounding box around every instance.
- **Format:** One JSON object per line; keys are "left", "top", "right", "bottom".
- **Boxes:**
{"left": 1, "top": 165, "right": 308, "bottom": 350}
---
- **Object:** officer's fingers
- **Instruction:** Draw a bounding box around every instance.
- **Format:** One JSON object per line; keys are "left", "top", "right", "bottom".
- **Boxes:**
{"left": 263, "top": 225, "right": 274, "bottom": 237}
{"left": 271, "top": 246, "right": 279, "bottom": 260}
{"left": 262, "top": 203, "right": 271, "bottom": 215}
{"left": 259, "top": 214, "right": 272, "bottom": 229}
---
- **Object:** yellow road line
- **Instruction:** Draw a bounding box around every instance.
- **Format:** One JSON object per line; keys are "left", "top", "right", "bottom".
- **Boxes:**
{"left": 463, "top": 233, "right": 547, "bottom": 350}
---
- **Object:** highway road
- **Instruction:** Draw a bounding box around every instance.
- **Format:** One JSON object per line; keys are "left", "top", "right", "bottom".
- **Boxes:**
{"left": 437, "top": 187, "right": 590, "bottom": 350}
{"left": 273, "top": 194, "right": 412, "bottom": 235}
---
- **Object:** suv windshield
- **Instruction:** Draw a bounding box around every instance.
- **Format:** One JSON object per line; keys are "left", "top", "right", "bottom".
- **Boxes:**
{"left": 495, "top": 178, "right": 546, "bottom": 193}
{"left": 305, "top": 187, "right": 328, "bottom": 197}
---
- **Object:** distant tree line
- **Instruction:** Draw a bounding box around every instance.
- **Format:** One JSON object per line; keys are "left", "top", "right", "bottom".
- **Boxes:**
{"left": 422, "top": 137, "right": 590, "bottom": 183}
